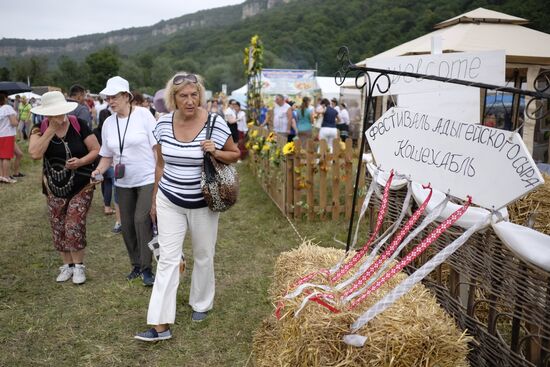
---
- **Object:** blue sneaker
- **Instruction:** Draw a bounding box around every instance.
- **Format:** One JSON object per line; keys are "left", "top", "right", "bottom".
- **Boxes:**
{"left": 134, "top": 328, "right": 172, "bottom": 342}
{"left": 142, "top": 269, "right": 155, "bottom": 286}
{"left": 192, "top": 311, "right": 208, "bottom": 322}
{"left": 126, "top": 267, "right": 141, "bottom": 281}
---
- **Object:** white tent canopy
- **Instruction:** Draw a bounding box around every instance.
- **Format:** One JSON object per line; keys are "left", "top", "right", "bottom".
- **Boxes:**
{"left": 360, "top": 7, "right": 550, "bottom": 65}
{"left": 8, "top": 91, "right": 42, "bottom": 100}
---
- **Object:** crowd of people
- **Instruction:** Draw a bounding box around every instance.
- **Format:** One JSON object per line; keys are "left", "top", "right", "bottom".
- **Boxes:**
{"left": 255, "top": 94, "right": 354, "bottom": 150}
{"left": 0, "top": 75, "right": 355, "bottom": 342}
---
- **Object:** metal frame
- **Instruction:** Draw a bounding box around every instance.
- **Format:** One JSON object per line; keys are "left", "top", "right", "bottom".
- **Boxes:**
{"left": 335, "top": 46, "right": 550, "bottom": 252}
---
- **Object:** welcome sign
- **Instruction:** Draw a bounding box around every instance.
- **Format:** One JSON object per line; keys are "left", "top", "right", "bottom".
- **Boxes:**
{"left": 366, "top": 107, "right": 544, "bottom": 209}
{"left": 366, "top": 50, "right": 505, "bottom": 96}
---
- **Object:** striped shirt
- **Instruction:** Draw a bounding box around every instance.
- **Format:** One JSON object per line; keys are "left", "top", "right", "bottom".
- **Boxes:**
{"left": 153, "top": 112, "right": 231, "bottom": 209}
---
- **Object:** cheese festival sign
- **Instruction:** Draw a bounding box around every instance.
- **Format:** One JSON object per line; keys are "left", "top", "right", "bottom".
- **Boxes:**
{"left": 366, "top": 107, "right": 544, "bottom": 210}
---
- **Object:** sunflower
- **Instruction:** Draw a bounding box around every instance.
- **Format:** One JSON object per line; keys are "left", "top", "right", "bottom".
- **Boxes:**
{"left": 282, "top": 141, "right": 295, "bottom": 155}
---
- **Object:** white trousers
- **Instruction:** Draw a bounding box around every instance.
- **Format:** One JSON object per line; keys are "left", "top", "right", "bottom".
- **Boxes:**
{"left": 147, "top": 191, "right": 219, "bottom": 325}
{"left": 319, "top": 127, "right": 338, "bottom": 152}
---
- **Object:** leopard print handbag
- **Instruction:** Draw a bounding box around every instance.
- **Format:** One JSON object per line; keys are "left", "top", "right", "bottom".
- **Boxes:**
{"left": 201, "top": 114, "right": 239, "bottom": 212}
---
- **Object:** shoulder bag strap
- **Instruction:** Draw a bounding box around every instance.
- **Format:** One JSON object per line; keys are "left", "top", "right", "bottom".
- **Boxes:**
{"left": 205, "top": 113, "right": 213, "bottom": 140}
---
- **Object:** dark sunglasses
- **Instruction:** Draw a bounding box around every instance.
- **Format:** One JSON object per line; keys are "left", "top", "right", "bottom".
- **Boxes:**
{"left": 173, "top": 74, "right": 198, "bottom": 85}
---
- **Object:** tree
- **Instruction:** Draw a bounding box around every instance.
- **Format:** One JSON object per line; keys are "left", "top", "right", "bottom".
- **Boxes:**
{"left": 53, "top": 56, "right": 85, "bottom": 91}
{"left": 85, "top": 46, "right": 121, "bottom": 93}
{"left": 10, "top": 56, "right": 51, "bottom": 86}
{"left": 0, "top": 67, "right": 9, "bottom": 81}
{"left": 119, "top": 59, "right": 145, "bottom": 92}
{"left": 150, "top": 57, "right": 175, "bottom": 90}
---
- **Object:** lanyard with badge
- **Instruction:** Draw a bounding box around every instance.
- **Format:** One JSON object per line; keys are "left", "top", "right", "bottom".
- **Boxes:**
{"left": 114, "top": 107, "right": 132, "bottom": 179}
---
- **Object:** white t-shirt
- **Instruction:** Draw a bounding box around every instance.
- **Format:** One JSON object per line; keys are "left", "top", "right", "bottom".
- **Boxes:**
{"left": 273, "top": 103, "right": 291, "bottom": 133}
{"left": 339, "top": 109, "right": 350, "bottom": 125}
{"left": 236, "top": 110, "right": 247, "bottom": 133}
{"left": 95, "top": 102, "right": 108, "bottom": 121}
{"left": 99, "top": 106, "right": 157, "bottom": 188}
{"left": 0, "top": 104, "right": 17, "bottom": 137}
{"left": 224, "top": 107, "right": 236, "bottom": 124}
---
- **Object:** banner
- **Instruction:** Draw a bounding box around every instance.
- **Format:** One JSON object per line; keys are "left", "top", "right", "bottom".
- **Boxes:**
{"left": 261, "top": 69, "right": 321, "bottom": 106}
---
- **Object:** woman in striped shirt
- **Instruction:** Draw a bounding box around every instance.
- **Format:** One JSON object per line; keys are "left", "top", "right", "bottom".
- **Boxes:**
{"left": 135, "top": 72, "right": 240, "bottom": 342}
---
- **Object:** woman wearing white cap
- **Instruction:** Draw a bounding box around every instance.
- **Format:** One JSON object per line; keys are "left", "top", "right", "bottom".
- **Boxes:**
{"left": 28, "top": 91, "right": 100, "bottom": 284}
{"left": 91, "top": 76, "right": 158, "bottom": 286}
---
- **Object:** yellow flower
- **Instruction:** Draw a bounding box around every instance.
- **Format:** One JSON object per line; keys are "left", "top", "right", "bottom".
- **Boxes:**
{"left": 250, "top": 130, "right": 258, "bottom": 138}
{"left": 266, "top": 132, "right": 275, "bottom": 142}
{"left": 282, "top": 141, "right": 295, "bottom": 155}
{"left": 262, "top": 144, "right": 270, "bottom": 152}
{"left": 247, "top": 120, "right": 255, "bottom": 127}
{"left": 252, "top": 144, "right": 260, "bottom": 151}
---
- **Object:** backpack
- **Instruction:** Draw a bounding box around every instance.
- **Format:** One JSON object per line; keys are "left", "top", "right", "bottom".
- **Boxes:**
{"left": 40, "top": 115, "right": 81, "bottom": 136}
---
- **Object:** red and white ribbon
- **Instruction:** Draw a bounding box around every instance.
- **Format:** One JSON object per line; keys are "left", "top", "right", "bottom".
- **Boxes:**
{"left": 330, "top": 170, "right": 395, "bottom": 283}
{"left": 348, "top": 196, "right": 472, "bottom": 310}
{"left": 341, "top": 185, "right": 433, "bottom": 299}
{"left": 343, "top": 194, "right": 450, "bottom": 301}
{"left": 344, "top": 212, "right": 490, "bottom": 346}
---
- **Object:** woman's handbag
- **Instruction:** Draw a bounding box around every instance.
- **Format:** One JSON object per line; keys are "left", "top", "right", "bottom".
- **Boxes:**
{"left": 201, "top": 114, "right": 239, "bottom": 212}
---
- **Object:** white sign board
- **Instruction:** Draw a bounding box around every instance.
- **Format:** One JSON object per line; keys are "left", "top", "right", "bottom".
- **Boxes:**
{"left": 366, "top": 107, "right": 544, "bottom": 209}
{"left": 399, "top": 84, "right": 481, "bottom": 123}
{"left": 367, "top": 50, "right": 505, "bottom": 96}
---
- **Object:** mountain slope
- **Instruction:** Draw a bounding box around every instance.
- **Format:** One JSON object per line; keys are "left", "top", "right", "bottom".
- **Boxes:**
{"left": 0, "top": 0, "right": 290, "bottom": 62}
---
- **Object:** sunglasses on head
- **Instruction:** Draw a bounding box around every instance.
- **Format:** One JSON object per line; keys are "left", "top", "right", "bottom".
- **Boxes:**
{"left": 173, "top": 74, "right": 198, "bottom": 85}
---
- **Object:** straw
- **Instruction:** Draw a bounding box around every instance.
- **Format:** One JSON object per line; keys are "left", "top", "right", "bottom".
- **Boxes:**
{"left": 508, "top": 173, "right": 550, "bottom": 234}
{"left": 254, "top": 243, "right": 471, "bottom": 367}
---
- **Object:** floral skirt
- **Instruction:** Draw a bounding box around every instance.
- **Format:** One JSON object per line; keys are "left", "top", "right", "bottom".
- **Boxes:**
{"left": 46, "top": 186, "right": 94, "bottom": 252}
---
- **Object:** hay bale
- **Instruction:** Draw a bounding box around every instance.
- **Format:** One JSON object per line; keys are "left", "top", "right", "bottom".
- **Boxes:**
{"left": 508, "top": 173, "right": 550, "bottom": 235}
{"left": 253, "top": 243, "right": 471, "bottom": 367}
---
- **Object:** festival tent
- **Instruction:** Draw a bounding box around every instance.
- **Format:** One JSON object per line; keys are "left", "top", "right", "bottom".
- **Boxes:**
{"left": 361, "top": 8, "right": 550, "bottom": 65}
{"left": 8, "top": 91, "right": 42, "bottom": 100}
{"left": 315, "top": 77, "right": 340, "bottom": 100}
{"left": 354, "top": 7, "right": 550, "bottom": 156}
{"left": 229, "top": 84, "right": 248, "bottom": 109}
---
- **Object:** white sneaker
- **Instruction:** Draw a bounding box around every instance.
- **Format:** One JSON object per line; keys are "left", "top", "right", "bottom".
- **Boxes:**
{"left": 56, "top": 264, "right": 73, "bottom": 282}
{"left": 72, "top": 264, "right": 86, "bottom": 284}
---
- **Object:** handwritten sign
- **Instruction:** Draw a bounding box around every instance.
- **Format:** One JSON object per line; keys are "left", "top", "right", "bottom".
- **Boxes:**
{"left": 366, "top": 50, "right": 505, "bottom": 96}
{"left": 366, "top": 107, "right": 544, "bottom": 209}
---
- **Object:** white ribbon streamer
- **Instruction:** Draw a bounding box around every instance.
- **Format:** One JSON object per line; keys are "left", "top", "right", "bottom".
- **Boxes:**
{"left": 294, "top": 291, "right": 336, "bottom": 317}
{"left": 350, "top": 167, "right": 381, "bottom": 251}
{"left": 284, "top": 283, "right": 333, "bottom": 300}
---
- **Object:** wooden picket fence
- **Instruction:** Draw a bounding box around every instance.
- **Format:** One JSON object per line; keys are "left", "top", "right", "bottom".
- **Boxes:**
{"left": 247, "top": 127, "right": 367, "bottom": 221}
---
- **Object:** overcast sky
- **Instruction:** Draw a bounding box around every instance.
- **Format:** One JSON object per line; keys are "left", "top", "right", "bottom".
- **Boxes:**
{"left": 2, "top": 0, "right": 245, "bottom": 40}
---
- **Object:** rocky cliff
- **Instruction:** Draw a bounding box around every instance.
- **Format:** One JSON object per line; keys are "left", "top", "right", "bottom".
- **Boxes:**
{"left": 0, "top": 0, "right": 294, "bottom": 61}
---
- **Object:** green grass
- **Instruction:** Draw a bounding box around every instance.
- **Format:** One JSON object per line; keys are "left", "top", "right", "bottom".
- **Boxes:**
{"left": 0, "top": 149, "right": 364, "bottom": 367}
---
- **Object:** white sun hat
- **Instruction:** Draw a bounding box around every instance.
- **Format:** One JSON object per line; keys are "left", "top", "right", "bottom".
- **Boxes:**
{"left": 30, "top": 91, "right": 77, "bottom": 116}
{"left": 100, "top": 76, "right": 133, "bottom": 98}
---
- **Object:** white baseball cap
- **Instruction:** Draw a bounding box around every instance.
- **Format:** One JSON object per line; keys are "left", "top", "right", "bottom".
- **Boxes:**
{"left": 100, "top": 76, "right": 133, "bottom": 98}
